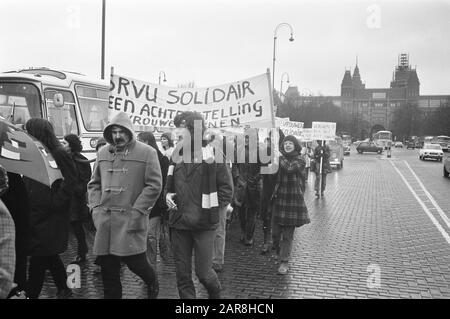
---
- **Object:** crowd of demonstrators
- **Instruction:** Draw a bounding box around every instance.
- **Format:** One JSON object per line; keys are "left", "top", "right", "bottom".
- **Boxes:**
{"left": 0, "top": 166, "right": 15, "bottom": 299}
{"left": 0, "top": 108, "right": 331, "bottom": 298}
{"left": 88, "top": 112, "right": 162, "bottom": 299}
{"left": 312, "top": 140, "right": 331, "bottom": 197}
{"left": 62, "top": 134, "right": 92, "bottom": 264}
{"left": 165, "top": 112, "right": 233, "bottom": 299}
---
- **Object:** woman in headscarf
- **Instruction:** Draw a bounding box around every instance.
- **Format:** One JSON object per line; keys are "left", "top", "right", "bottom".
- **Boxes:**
{"left": 270, "top": 135, "right": 310, "bottom": 275}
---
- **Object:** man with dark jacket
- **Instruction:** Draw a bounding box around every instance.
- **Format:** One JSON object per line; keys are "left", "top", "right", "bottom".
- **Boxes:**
{"left": 165, "top": 112, "right": 233, "bottom": 299}
{"left": 88, "top": 112, "right": 162, "bottom": 299}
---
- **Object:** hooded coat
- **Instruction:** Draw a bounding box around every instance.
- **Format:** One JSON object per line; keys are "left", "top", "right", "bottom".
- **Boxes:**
{"left": 88, "top": 112, "right": 162, "bottom": 256}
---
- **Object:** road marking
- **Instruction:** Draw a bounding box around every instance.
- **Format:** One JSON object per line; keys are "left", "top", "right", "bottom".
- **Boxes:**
{"left": 403, "top": 160, "right": 450, "bottom": 230}
{"left": 389, "top": 160, "right": 450, "bottom": 245}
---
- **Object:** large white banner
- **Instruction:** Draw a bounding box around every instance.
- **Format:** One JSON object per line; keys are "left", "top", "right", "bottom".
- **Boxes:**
{"left": 312, "top": 121, "right": 336, "bottom": 140}
{"left": 109, "top": 72, "right": 274, "bottom": 130}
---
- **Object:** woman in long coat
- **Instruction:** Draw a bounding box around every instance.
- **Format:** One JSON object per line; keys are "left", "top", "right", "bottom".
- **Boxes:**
{"left": 23, "top": 118, "right": 78, "bottom": 299}
{"left": 270, "top": 135, "right": 310, "bottom": 275}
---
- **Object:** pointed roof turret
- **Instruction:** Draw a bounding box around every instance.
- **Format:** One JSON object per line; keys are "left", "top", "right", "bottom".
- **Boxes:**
{"left": 341, "top": 69, "right": 352, "bottom": 87}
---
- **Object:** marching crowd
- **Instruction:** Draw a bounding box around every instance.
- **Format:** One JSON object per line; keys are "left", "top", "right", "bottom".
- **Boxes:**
{"left": 0, "top": 110, "right": 332, "bottom": 299}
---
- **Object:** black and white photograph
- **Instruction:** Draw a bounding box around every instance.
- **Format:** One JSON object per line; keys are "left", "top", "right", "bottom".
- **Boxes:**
{"left": 0, "top": 0, "right": 449, "bottom": 305}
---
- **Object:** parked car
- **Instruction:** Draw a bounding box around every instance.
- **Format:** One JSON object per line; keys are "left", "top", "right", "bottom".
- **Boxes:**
{"left": 444, "top": 156, "right": 450, "bottom": 178}
{"left": 419, "top": 144, "right": 443, "bottom": 162}
{"left": 394, "top": 141, "right": 403, "bottom": 148}
{"left": 356, "top": 141, "right": 383, "bottom": 154}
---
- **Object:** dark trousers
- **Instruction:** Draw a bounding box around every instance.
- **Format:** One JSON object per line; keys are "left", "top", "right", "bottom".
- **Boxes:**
{"left": 238, "top": 206, "right": 257, "bottom": 242}
{"left": 71, "top": 220, "right": 88, "bottom": 256}
{"left": 314, "top": 172, "right": 327, "bottom": 193}
{"left": 170, "top": 228, "right": 221, "bottom": 299}
{"left": 99, "top": 253, "right": 157, "bottom": 299}
{"left": 25, "top": 255, "right": 68, "bottom": 299}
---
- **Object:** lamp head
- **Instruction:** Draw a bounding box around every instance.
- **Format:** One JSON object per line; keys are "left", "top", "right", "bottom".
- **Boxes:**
{"left": 289, "top": 34, "right": 294, "bottom": 42}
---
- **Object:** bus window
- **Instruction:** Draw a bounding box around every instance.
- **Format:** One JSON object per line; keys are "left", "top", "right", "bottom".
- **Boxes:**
{"left": 75, "top": 85, "right": 109, "bottom": 131}
{"left": 44, "top": 89, "right": 78, "bottom": 137}
{"left": 0, "top": 82, "right": 42, "bottom": 125}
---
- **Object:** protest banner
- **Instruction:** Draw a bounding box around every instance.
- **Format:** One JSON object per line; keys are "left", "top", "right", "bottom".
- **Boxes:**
{"left": 108, "top": 69, "right": 274, "bottom": 131}
{"left": 311, "top": 121, "right": 336, "bottom": 141}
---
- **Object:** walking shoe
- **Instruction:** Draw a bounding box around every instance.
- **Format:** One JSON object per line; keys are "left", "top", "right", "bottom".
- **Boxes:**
{"left": 56, "top": 288, "right": 73, "bottom": 299}
{"left": 321, "top": 192, "right": 324, "bottom": 197}
{"left": 277, "top": 262, "right": 289, "bottom": 275}
{"left": 212, "top": 263, "right": 223, "bottom": 273}
{"left": 148, "top": 279, "right": 159, "bottom": 299}
{"left": 8, "top": 290, "right": 29, "bottom": 299}
{"left": 315, "top": 192, "right": 320, "bottom": 197}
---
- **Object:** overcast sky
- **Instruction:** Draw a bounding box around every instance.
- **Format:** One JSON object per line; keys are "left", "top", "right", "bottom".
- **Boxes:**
{"left": 1, "top": 0, "right": 449, "bottom": 95}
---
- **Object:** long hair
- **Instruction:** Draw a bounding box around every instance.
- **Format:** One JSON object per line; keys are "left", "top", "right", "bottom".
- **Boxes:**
{"left": 137, "top": 131, "right": 164, "bottom": 159}
{"left": 161, "top": 132, "right": 174, "bottom": 148}
{"left": 25, "top": 118, "right": 62, "bottom": 152}
{"left": 64, "top": 133, "right": 83, "bottom": 153}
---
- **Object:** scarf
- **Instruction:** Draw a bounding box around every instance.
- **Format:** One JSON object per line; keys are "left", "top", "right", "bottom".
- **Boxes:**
{"left": 166, "top": 144, "right": 219, "bottom": 224}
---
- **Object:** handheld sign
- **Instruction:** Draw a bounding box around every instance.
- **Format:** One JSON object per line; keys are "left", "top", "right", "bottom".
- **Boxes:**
{"left": 311, "top": 121, "right": 336, "bottom": 141}
{"left": 278, "top": 119, "right": 304, "bottom": 138}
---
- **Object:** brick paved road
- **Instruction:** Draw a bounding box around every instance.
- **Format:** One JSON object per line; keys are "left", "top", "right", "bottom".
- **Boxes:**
{"left": 40, "top": 146, "right": 450, "bottom": 299}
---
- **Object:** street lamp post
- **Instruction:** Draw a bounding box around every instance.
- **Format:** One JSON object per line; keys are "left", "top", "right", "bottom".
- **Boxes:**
{"left": 272, "top": 23, "right": 294, "bottom": 104}
{"left": 280, "top": 72, "right": 290, "bottom": 103}
{"left": 158, "top": 71, "right": 167, "bottom": 85}
{"left": 101, "top": 0, "right": 106, "bottom": 79}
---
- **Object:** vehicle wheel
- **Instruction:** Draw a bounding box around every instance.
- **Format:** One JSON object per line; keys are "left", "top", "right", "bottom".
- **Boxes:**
{"left": 444, "top": 167, "right": 449, "bottom": 178}
{"left": 419, "top": 156, "right": 422, "bottom": 160}
{"left": 358, "top": 150, "right": 362, "bottom": 154}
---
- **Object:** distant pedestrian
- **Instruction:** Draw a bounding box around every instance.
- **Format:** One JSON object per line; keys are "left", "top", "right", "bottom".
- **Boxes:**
{"left": 301, "top": 144, "right": 313, "bottom": 184}
{"left": 23, "top": 118, "right": 77, "bottom": 299}
{"left": 270, "top": 135, "right": 310, "bottom": 275}
{"left": 165, "top": 111, "right": 233, "bottom": 299}
{"left": 312, "top": 140, "right": 331, "bottom": 197}
{"left": 62, "top": 134, "right": 92, "bottom": 265}
{"left": 161, "top": 132, "right": 174, "bottom": 159}
{"left": 136, "top": 131, "right": 171, "bottom": 267}
{"left": 0, "top": 166, "right": 15, "bottom": 299}
{"left": 88, "top": 112, "right": 162, "bottom": 299}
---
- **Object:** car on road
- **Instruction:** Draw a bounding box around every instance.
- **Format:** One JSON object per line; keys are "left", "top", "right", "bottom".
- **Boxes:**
{"left": 394, "top": 141, "right": 403, "bottom": 148}
{"left": 419, "top": 144, "right": 443, "bottom": 162}
{"left": 328, "top": 136, "right": 344, "bottom": 169}
{"left": 406, "top": 141, "right": 416, "bottom": 149}
{"left": 444, "top": 156, "right": 450, "bottom": 177}
{"left": 356, "top": 141, "right": 383, "bottom": 154}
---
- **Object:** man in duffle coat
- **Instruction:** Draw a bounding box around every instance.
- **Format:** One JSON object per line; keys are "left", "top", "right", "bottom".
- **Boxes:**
{"left": 88, "top": 111, "right": 162, "bottom": 299}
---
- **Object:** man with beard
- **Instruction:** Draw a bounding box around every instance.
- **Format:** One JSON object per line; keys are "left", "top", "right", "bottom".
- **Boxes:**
{"left": 88, "top": 111, "right": 162, "bottom": 299}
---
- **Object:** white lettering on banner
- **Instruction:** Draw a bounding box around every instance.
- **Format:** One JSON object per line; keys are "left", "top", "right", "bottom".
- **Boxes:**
{"left": 312, "top": 121, "right": 336, "bottom": 141}
{"left": 109, "top": 73, "right": 273, "bottom": 130}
